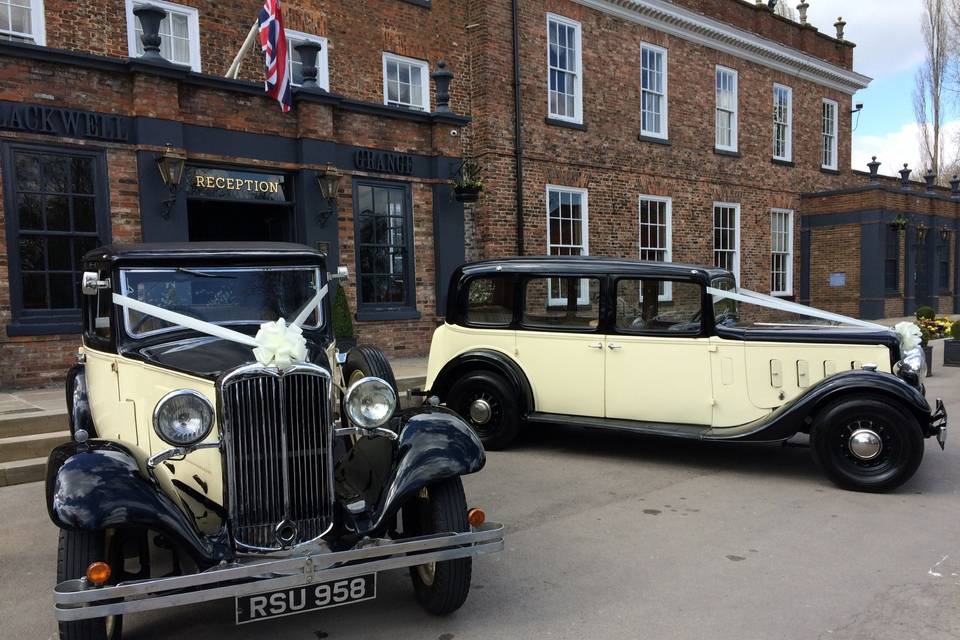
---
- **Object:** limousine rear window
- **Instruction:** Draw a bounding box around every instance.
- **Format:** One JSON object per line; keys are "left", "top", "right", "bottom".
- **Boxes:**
{"left": 522, "top": 277, "right": 600, "bottom": 330}
{"left": 465, "top": 277, "right": 514, "bottom": 326}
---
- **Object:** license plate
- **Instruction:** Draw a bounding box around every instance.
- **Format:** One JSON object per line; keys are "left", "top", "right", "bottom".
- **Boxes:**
{"left": 235, "top": 573, "right": 376, "bottom": 624}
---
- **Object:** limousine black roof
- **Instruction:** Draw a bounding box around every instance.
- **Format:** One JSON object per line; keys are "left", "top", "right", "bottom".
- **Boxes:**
{"left": 84, "top": 243, "right": 327, "bottom": 267}
{"left": 456, "top": 256, "right": 732, "bottom": 282}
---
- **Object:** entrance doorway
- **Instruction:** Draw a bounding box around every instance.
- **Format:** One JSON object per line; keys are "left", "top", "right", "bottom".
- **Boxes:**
{"left": 914, "top": 239, "right": 932, "bottom": 310}
{"left": 187, "top": 200, "right": 293, "bottom": 242}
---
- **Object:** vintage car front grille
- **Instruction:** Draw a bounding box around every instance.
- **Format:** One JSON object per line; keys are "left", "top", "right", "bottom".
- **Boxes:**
{"left": 220, "top": 364, "right": 334, "bottom": 551}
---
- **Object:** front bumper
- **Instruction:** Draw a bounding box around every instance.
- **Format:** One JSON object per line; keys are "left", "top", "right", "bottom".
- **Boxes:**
{"left": 54, "top": 522, "right": 503, "bottom": 622}
{"left": 932, "top": 398, "right": 947, "bottom": 450}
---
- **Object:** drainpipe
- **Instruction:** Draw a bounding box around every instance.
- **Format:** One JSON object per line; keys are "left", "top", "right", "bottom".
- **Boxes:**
{"left": 511, "top": 0, "right": 525, "bottom": 255}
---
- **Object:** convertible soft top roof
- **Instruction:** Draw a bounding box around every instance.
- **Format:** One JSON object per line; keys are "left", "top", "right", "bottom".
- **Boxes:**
{"left": 84, "top": 242, "right": 327, "bottom": 266}
{"left": 457, "top": 256, "right": 732, "bottom": 281}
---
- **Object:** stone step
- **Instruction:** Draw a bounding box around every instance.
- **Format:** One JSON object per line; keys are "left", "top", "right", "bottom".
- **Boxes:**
{"left": 0, "top": 431, "right": 71, "bottom": 463}
{"left": 0, "top": 457, "right": 47, "bottom": 487}
{"left": 0, "top": 410, "right": 68, "bottom": 439}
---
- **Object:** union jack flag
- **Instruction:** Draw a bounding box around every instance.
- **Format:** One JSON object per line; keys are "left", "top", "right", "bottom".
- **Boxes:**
{"left": 258, "top": 0, "right": 292, "bottom": 112}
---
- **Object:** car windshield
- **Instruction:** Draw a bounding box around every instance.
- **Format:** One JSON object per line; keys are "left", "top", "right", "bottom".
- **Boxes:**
{"left": 120, "top": 266, "right": 323, "bottom": 338}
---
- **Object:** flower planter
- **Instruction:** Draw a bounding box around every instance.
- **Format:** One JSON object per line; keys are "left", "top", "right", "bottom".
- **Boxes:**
{"left": 923, "top": 344, "right": 934, "bottom": 377}
{"left": 944, "top": 339, "right": 960, "bottom": 367}
{"left": 454, "top": 187, "right": 481, "bottom": 203}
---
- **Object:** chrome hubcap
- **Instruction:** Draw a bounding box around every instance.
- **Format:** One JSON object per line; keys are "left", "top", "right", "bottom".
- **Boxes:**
{"left": 848, "top": 428, "right": 883, "bottom": 461}
{"left": 469, "top": 398, "right": 493, "bottom": 425}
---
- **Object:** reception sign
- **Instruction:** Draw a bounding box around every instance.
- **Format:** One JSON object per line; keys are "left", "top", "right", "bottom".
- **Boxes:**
{"left": 185, "top": 166, "right": 290, "bottom": 202}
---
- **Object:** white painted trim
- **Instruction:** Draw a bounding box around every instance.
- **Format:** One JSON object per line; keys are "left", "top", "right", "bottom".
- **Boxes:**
{"left": 770, "top": 208, "right": 794, "bottom": 296}
{"left": 286, "top": 30, "right": 329, "bottom": 90}
{"left": 546, "top": 184, "right": 590, "bottom": 305}
{"left": 0, "top": 0, "right": 45, "bottom": 44}
{"left": 381, "top": 52, "right": 431, "bottom": 113}
{"left": 640, "top": 42, "right": 668, "bottom": 139}
{"left": 821, "top": 98, "right": 839, "bottom": 170}
{"left": 571, "top": 0, "right": 871, "bottom": 95}
{"left": 715, "top": 65, "right": 738, "bottom": 153}
{"left": 713, "top": 201, "right": 740, "bottom": 282}
{"left": 638, "top": 194, "right": 672, "bottom": 300}
{"left": 546, "top": 13, "right": 584, "bottom": 124}
{"left": 772, "top": 83, "right": 792, "bottom": 162}
{"left": 125, "top": 0, "right": 202, "bottom": 72}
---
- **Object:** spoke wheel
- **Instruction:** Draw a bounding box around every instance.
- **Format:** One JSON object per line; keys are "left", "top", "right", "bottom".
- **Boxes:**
{"left": 811, "top": 397, "right": 924, "bottom": 493}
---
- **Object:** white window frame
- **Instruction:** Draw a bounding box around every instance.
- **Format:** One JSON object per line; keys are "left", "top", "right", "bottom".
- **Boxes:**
{"left": 285, "top": 30, "right": 329, "bottom": 90}
{"left": 0, "top": 0, "right": 45, "bottom": 45}
{"left": 638, "top": 195, "right": 672, "bottom": 300}
{"left": 772, "top": 83, "right": 793, "bottom": 162}
{"left": 125, "top": 0, "right": 201, "bottom": 72}
{"left": 640, "top": 43, "right": 668, "bottom": 139}
{"left": 770, "top": 208, "right": 794, "bottom": 296}
{"left": 381, "top": 52, "right": 430, "bottom": 112}
{"left": 546, "top": 184, "right": 589, "bottom": 305}
{"left": 821, "top": 98, "right": 839, "bottom": 170}
{"left": 715, "top": 66, "right": 738, "bottom": 152}
{"left": 546, "top": 13, "right": 583, "bottom": 124}
{"left": 713, "top": 202, "right": 741, "bottom": 281}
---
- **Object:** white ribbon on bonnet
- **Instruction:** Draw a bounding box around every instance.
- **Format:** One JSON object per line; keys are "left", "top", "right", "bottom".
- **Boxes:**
{"left": 112, "top": 283, "right": 328, "bottom": 369}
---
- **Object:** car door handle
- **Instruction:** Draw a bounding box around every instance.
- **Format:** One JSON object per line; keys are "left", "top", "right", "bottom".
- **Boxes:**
{"left": 607, "top": 343, "right": 622, "bottom": 350}
{"left": 587, "top": 342, "right": 603, "bottom": 349}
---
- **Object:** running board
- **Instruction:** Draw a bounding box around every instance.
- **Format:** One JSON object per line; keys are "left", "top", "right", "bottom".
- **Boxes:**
{"left": 525, "top": 412, "right": 711, "bottom": 440}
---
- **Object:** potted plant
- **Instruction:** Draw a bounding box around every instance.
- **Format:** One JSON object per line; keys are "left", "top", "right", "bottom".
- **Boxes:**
{"left": 945, "top": 320, "right": 960, "bottom": 367}
{"left": 889, "top": 213, "right": 908, "bottom": 231}
{"left": 453, "top": 162, "right": 483, "bottom": 203}
{"left": 332, "top": 285, "right": 356, "bottom": 352}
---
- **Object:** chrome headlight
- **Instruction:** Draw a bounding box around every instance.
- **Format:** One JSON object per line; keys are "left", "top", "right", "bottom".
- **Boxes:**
{"left": 344, "top": 376, "right": 397, "bottom": 429}
{"left": 899, "top": 345, "right": 928, "bottom": 379}
{"left": 153, "top": 390, "right": 215, "bottom": 446}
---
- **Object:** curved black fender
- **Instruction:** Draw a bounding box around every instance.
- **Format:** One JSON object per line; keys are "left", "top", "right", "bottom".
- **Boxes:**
{"left": 335, "top": 406, "right": 486, "bottom": 536}
{"left": 46, "top": 440, "right": 229, "bottom": 565}
{"left": 705, "top": 369, "right": 933, "bottom": 442}
{"left": 64, "top": 364, "right": 95, "bottom": 439}
{"left": 429, "top": 348, "right": 535, "bottom": 413}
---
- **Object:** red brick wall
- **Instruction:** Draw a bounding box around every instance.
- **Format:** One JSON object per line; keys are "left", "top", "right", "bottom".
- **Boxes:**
{"left": 807, "top": 224, "right": 860, "bottom": 316}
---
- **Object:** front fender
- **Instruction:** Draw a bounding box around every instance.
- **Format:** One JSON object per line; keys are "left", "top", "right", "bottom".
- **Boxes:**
{"left": 705, "top": 369, "right": 933, "bottom": 442}
{"left": 46, "top": 440, "right": 229, "bottom": 565}
{"left": 335, "top": 406, "right": 485, "bottom": 536}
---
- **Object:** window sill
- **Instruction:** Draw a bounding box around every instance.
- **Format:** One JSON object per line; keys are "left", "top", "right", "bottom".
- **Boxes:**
{"left": 6, "top": 321, "right": 82, "bottom": 337}
{"left": 713, "top": 148, "right": 741, "bottom": 158}
{"left": 638, "top": 134, "right": 670, "bottom": 146}
{"left": 355, "top": 308, "right": 422, "bottom": 322}
{"left": 884, "top": 291, "right": 902, "bottom": 298}
{"left": 545, "top": 117, "right": 587, "bottom": 131}
{"left": 770, "top": 293, "right": 795, "bottom": 301}
{"left": 399, "top": 0, "right": 431, "bottom": 7}
{"left": 820, "top": 167, "right": 841, "bottom": 175}
{"left": 772, "top": 158, "right": 794, "bottom": 167}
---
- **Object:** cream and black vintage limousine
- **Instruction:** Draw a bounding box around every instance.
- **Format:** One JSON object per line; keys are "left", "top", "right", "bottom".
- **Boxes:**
{"left": 47, "top": 243, "right": 502, "bottom": 639}
{"left": 424, "top": 257, "right": 946, "bottom": 493}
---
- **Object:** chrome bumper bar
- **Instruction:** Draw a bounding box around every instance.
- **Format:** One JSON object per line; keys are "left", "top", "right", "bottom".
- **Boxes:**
{"left": 54, "top": 522, "right": 504, "bottom": 622}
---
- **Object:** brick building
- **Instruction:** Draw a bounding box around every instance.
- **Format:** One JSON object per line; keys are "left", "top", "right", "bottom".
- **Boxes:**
{"left": 0, "top": 0, "right": 956, "bottom": 388}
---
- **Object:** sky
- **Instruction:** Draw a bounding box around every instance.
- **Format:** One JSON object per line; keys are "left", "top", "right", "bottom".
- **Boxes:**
{"left": 803, "top": 0, "right": 960, "bottom": 175}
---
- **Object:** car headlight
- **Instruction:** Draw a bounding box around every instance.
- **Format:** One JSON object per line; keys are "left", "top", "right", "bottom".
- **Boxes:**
{"left": 899, "top": 346, "right": 928, "bottom": 379}
{"left": 153, "top": 390, "right": 215, "bottom": 446}
{"left": 344, "top": 377, "right": 397, "bottom": 429}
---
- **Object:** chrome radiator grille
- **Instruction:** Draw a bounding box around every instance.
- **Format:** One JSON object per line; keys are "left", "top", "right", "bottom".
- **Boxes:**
{"left": 220, "top": 364, "right": 333, "bottom": 551}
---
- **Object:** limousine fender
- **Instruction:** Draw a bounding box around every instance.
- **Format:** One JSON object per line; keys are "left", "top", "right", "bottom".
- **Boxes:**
{"left": 428, "top": 349, "right": 535, "bottom": 415}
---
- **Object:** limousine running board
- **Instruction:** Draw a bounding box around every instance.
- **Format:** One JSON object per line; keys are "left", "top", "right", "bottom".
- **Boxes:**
{"left": 526, "top": 412, "right": 711, "bottom": 440}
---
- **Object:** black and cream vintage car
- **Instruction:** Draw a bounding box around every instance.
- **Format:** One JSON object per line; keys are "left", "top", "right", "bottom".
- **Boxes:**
{"left": 425, "top": 257, "right": 947, "bottom": 493}
{"left": 47, "top": 243, "right": 502, "bottom": 639}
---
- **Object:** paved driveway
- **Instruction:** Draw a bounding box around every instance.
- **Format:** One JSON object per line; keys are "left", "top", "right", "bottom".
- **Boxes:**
{"left": 3, "top": 343, "right": 959, "bottom": 640}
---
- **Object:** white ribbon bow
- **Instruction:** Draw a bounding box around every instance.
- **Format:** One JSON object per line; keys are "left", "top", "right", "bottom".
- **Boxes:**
{"left": 252, "top": 318, "right": 308, "bottom": 368}
{"left": 894, "top": 321, "right": 923, "bottom": 351}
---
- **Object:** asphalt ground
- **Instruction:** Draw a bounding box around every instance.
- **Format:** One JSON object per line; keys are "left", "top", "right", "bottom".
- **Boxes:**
{"left": 2, "top": 341, "right": 958, "bottom": 640}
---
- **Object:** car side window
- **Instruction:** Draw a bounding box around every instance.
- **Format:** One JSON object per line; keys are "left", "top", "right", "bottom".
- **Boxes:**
{"left": 615, "top": 278, "right": 703, "bottom": 334}
{"left": 465, "top": 277, "right": 514, "bottom": 326}
{"left": 522, "top": 276, "right": 601, "bottom": 330}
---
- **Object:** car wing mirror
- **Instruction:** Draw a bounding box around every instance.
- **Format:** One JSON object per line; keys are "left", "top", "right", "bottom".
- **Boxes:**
{"left": 328, "top": 266, "right": 349, "bottom": 282}
{"left": 81, "top": 271, "right": 111, "bottom": 295}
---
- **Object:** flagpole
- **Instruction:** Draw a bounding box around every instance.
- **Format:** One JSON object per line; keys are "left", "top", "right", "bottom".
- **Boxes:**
{"left": 225, "top": 22, "right": 258, "bottom": 78}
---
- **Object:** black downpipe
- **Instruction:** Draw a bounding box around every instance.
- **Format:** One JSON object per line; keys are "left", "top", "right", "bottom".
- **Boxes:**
{"left": 511, "top": 0, "right": 525, "bottom": 255}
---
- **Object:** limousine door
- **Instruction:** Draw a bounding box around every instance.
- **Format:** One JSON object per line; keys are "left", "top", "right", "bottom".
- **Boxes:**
{"left": 513, "top": 276, "right": 605, "bottom": 418}
{"left": 604, "top": 278, "right": 713, "bottom": 425}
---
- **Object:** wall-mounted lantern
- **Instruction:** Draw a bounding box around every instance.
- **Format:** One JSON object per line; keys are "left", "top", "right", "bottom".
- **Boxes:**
{"left": 316, "top": 165, "right": 342, "bottom": 226}
{"left": 155, "top": 143, "right": 186, "bottom": 219}
{"left": 916, "top": 223, "right": 929, "bottom": 243}
{"left": 940, "top": 225, "right": 952, "bottom": 242}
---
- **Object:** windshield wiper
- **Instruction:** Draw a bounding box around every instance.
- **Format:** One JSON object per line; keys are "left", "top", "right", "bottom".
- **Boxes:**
{"left": 176, "top": 268, "right": 236, "bottom": 279}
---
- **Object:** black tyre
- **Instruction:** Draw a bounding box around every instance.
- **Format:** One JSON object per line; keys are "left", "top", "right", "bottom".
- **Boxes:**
{"left": 810, "top": 397, "right": 924, "bottom": 493}
{"left": 446, "top": 372, "right": 520, "bottom": 450}
{"left": 57, "top": 529, "right": 123, "bottom": 640}
{"left": 403, "top": 478, "right": 472, "bottom": 615}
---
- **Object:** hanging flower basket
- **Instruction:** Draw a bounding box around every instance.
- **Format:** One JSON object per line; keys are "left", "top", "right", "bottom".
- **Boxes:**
{"left": 888, "top": 213, "right": 908, "bottom": 231}
{"left": 452, "top": 160, "right": 483, "bottom": 203}
{"left": 454, "top": 185, "right": 482, "bottom": 202}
